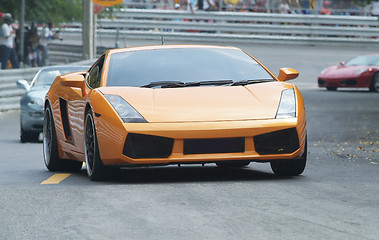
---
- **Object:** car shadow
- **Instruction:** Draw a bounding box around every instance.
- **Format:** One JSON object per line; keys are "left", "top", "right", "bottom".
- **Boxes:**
{"left": 0, "top": 139, "right": 42, "bottom": 144}
{"left": 318, "top": 88, "right": 375, "bottom": 93}
{"left": 72, "top": 165, "right": 303, "bottom": 184}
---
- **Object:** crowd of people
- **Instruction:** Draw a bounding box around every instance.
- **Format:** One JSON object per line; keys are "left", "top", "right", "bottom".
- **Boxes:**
{"left": 126, "top": 0, "right": 375, "bottom": 16}
{"left": 0, "top": 12, "right": 57, "bottom": 70}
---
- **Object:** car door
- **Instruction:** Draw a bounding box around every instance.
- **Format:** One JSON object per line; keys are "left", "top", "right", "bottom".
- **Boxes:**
{"left": 65, "top": 56, "right": 105, "bottom": 154}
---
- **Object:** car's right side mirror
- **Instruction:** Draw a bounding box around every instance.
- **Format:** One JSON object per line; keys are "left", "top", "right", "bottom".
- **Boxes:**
{"left": 277, "top": 68, "right": 299, "bottom": 82}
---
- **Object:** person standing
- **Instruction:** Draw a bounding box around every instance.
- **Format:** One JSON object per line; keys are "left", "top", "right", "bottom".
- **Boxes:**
{"left": 0, "top": 13, "right": 19, "bottom": 69}
{"left": 39, "top": 22, "right": 57, "bottom": 66}
{"left": 320, "top": 0, "right": 332, "bottom": 15}
{"left": 203, "top": 0, "right": 218, "bottom": 11}
{"left": 371, "top": 1, "right": 379, "bottom": 16}
{"left": 187, "top": 0, "right": 197, "bottom": 13}
{"left": 279, "top": 0, "right": 291, "bottom": 14}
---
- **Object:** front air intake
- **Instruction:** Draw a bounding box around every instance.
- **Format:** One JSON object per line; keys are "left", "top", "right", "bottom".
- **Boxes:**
{"left": 123, "top": 133, "right": 174, "bottom": 159}
{"left": 254, "top": 128, "right": 299, "bottom": 155}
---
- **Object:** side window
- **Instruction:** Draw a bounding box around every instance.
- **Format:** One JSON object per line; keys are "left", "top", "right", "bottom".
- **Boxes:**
{"left": 87, "top": 56, "right": 104, "bottom": 89}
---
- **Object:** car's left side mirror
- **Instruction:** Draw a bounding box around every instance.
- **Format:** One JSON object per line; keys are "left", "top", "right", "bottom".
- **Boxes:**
{"left": 60, "top": 73, "right": 86, "bottom": 89}
{"left": 17, "top": 79, "right": 31, "bottom": 91}
{"left": 60, "top": 73, "right": 87, "bottom": 96}
{"left": 277, "top": 68, "right": 299, "bottom": 82}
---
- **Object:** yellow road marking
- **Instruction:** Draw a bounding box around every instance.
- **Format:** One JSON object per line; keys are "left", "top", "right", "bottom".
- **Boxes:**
{"left": 41, "top": 173, "right": 71, "bottom": 185}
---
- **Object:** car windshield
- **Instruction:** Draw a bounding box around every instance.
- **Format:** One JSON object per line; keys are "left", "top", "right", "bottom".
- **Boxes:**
{"left": 106, "top": 48, "right": 274, "bottom": 87}
{"left": 32, "top": 67, "right": 87, "bottom": 87}
{"left": 345, "top": 55, "right": 379, "bottom": 66}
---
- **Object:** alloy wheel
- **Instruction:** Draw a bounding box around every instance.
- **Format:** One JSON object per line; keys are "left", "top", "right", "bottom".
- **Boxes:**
{"left": 84, "top": 113, "right": 96, "bottom": 176}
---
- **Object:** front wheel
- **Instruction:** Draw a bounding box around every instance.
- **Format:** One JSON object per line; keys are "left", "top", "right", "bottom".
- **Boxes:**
{"left": 270, "top": 142, "right": 307, "bottom": 176}
{"left": 43, "top": 105, "right": 82, "bottom": 171}
{"left": 84, "top": 109, "right": 108, "bottom": 181}
{"left": 369, "top": 73, "right": 379, "bottom": 92}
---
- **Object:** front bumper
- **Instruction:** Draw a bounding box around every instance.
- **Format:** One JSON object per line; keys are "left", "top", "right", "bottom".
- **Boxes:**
{"left": 318, "top": 75, "right": 370, "bottom": 88}
{"left": 97, "top": 117, "right": 306, "bottom": 166}
{"left": 20, "top": 105, "right": 44, "bottom": 132}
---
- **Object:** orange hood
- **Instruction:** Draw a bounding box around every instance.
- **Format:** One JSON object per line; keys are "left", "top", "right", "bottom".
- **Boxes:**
{"left": 99, "top": 82, "right": 293, "bottom": 123}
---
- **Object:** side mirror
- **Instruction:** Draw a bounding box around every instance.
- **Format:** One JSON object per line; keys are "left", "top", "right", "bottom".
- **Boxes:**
{"left": 60, "top": 74, "right": 85, "bottom": 88}
{"left": 277, "top": 68, "right": 299, "bottom": 82}
{"left": 60, "top": 73, "right": 88, "bottom": 96}
{"left": 340, "top": 61, "right": 345, "bottom": 66}
{"left": 17, "top": 79, "right": 31, "bottom": 91}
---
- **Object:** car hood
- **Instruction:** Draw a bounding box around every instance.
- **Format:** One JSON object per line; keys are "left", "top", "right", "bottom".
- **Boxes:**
{"left": 320, "top": 65, "right": 369, "bottom": 78}
{"left": 100, "top": 82, "right": 292, "bottom": 123}
{"left": 23, "top": 85, "right": 49, "bottom": 101}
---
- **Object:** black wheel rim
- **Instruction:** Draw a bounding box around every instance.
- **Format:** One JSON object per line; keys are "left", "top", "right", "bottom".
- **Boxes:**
{"left": 374, "top": 74, "right": 379, "bottom": 91}
{"left": 43, "top": 108, "right": 52, "bottom": 166}
{"left": 84, "top": 113, "right": 96, "bottom": 176}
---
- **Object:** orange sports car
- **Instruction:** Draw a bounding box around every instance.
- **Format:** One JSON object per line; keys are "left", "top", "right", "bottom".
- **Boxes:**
{"left": 43, "top": 45, "right": 307, "bottom": 181}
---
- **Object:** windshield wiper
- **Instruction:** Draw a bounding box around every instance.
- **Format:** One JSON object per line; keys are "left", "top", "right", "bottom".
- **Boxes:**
{"left": 141, "top": 80, "right": 233, "bottom": 88}
{"left": 141, "top": 81, "right": 185, "bottom": 88}
{"left": 231, "top": 79, "right": 272, "bottom": 86}
{"left": 183, "top": 80, "right": 233, "bottom": 87}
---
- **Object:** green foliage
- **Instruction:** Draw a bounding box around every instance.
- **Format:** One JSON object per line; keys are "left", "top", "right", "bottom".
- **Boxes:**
{"left": 353, "top": 0, "right": 373, "bottom": 7}
{"left": 0, "top": 0, "right": 82, "bottom": 25}
{"left": 97, "top": 4, "right": 123, "bottom": 19}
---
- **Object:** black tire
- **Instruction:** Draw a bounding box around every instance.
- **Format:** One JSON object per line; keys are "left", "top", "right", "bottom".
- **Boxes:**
{"left": 369, "top": 73, "right": 379, "bottom": 92}
{"left": 43, "top": 105, "right": 82, "bottom": 172}
{"left": 216, "top": 160, "right": 250, "bottom": 168}
{"left": 326, "top": 87, "right": 337, "bottom": 91}
{"left": 20, "top": 124, "right": 39, "bottom": 143}
{"left": 84, "top": 109, "right": 108, "bottom": 181}
{"left": 270, "top": 141, "right": 307, "bottom": 176}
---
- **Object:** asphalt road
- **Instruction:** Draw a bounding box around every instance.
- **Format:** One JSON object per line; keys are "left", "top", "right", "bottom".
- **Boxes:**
{"left": 0, "top": 42, "right": 378, "bottom": 240}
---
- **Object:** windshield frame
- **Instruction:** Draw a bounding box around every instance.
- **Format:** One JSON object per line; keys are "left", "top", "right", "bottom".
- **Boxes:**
{"left": 345, "top": 55, "right": 379, "bottom": 67}
{"left": 30, "top": 66, "right": 89, "bottom": 88}
{"left": 105, "top": 47, "right": 275, "bottom": 88}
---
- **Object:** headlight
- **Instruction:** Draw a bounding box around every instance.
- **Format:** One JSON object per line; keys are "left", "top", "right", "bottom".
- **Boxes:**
{"left": 276, "top": 89, "right": 296, "bottom": 119}
{"left": 354, "top": 68, "right": 368, "bottom": 75}
{"left": 105, "top": 95, "right": 147, "bottom": 123}
{"left": 27, "top": 97, "right": 44, "bottom": 109}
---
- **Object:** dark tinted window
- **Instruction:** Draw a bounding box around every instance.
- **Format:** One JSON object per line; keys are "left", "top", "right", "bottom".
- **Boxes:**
{"left": 87, "top": 56, "right": 105, "bottom": 89}
{"left": 106, "top": 48, "right": 273, "bottom": 87}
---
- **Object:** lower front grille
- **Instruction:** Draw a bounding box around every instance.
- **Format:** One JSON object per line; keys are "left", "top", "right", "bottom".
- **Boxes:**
{"left": 32, "top": 124, "right": 43, "bottom": 130}
{"left": 123, "top": 133, "right": 174, "bottom": 159}
{"left": 318, "top": 79, "right": 326, "bottom": 85}
{"left": 184, "top": 137, "right": 245, "bottom": 155}
{"left": 254, "top": 128, "right": 299, "bottom": 155}
{"left": 340, "top": 79, "right": 357, "bottom": 86}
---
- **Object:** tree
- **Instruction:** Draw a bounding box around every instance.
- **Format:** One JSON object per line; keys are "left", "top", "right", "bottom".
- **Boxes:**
{"left": 0, "top": 0, "right": 82, "bottom": 25}
{"left": 353, "top": 0, "right": 374, "bottom": 6}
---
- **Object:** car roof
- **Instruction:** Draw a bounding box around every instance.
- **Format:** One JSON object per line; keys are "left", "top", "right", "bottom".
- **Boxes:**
{"left": 40, "top": 65, "right": 89, "bottom": 71}
{"left": 106, "top": 45, "right": 240, "bottom": 55}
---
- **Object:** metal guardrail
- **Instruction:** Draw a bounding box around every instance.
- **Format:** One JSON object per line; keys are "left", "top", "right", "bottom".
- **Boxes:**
{"left": 0, "top": 68, "right": 39, "bottom": 111}
{"left": 56, "top": 9, "right": 379, "bottom": 59}
{"left": 91, "top": 9, "right": 379, "bottom": 46}
{"left": 0, "top": 59, "right": 95, "bottom": 112}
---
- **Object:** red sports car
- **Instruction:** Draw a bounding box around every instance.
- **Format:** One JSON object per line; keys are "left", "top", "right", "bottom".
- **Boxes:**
{"left": 318, "top": 54, "right": 379, "bottom": 92}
